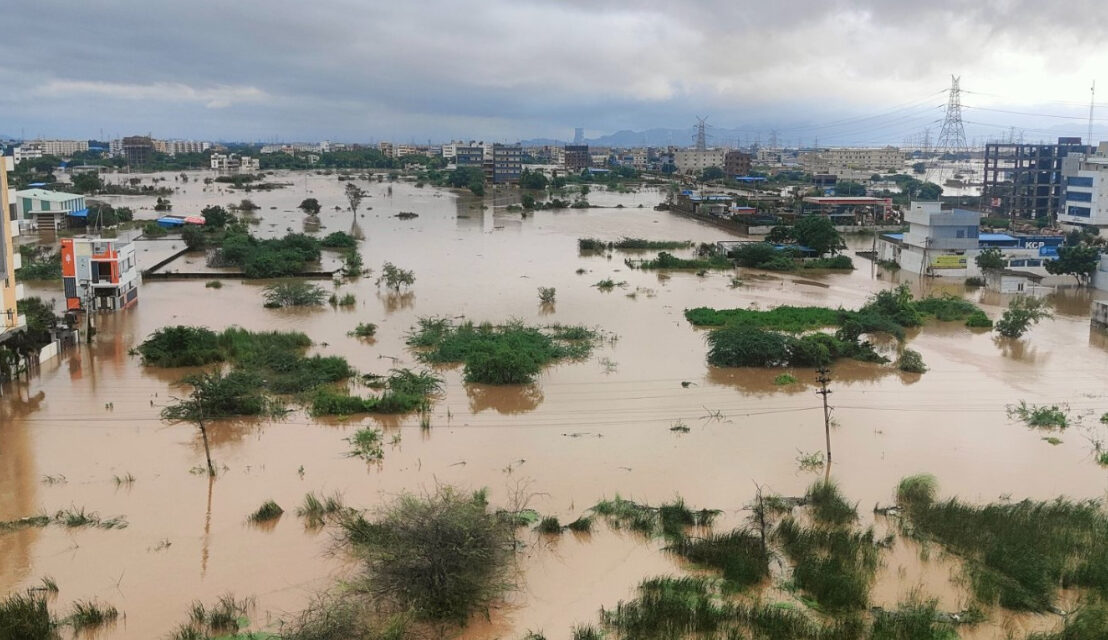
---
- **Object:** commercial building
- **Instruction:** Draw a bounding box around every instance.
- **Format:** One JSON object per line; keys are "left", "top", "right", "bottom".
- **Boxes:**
{"left": 1, "top": 157, "right": 26, "bottom": 342}
{"left": 564, "top": 145, "right": 591, "bottom": 172}
{"left": 492, "top": 143, "right": 522, "bottom": 184}
{"left": 14, "top": 188, "right": 88, "bottom": 230}
{"left": 378, "top": 142, "right": 395, "bottom": 158}
{"left": 454, "top": 145, "right": 485, "bottom": 168}
{"left": 61, "top": 237, "right": 139, "bottom": 312}
{"left": 724, "top": 151, "right": 752, "bottom": 177}
{"left": 39, "top": 139, "right": 89, "bottom": 157}
{"left": 13, "top": 144, "right": 43, "bottom": 164}
{"left": 1058, "top": 144, "right": 1108, "bottom": 235}
{"left": 799, "top": 196, "right": 894, "bottom": 223}
{"left": 877, "top": 201, "right": 1065, "bottom": 281}
{"left": 805, "top": 147, "right": 903, "bottom": 172}
{"left": 982, "top": 137, "right": 1088, "bottom": 221}
{"left": 122, "top": 136, "right": 156, "bottom": 166}
{"left": 673, "top": 149, "right": 726, "bottom": 175}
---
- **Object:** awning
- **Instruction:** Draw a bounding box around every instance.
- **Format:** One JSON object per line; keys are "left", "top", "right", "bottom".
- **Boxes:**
{"left": 183, "top": 216, "right": 206, "bottom": 225}
{"left": 68, "top": 208, "right": 89, "bottom": 218}
{"left": 156, "top": 217, "right": 185, "bottom": 228}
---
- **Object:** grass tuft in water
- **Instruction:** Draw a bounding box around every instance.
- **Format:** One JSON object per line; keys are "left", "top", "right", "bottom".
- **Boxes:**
{"left": 297, "top": 491, "right": 346, "bottom": 527}
{"left": 248, "top": 500, "right": 284, "bottom": 523}
{"left": 666, "top": 529, "right": 769, "bottom": 591}
{"left": 1007, "top": 401, "right": 1070, "bottom": 429}
{"left": 346, "top": 428, "right": 384, "bottom": 460}
{"left": 593, "top": 496, "right": 719, "bottom": 539}
{"left": 0, "top": 591, "right": 55, "bottom": 639}
{"left": 536, "top": 516, "right": 563, "bottom": 534}
{"left": 66, "top": 600, "right": 120, "bottom": 630}
{"left": 774, "top": 517, "right": 882, "bottom": 612}
{"left": 805, "top": 480, "right": 858, "bottom": 525}
{"left": 566, "top": 515, "right": 594, "bottom": 533}
{"left": 896, "top": 476, "right": 1108, "bottom": 611}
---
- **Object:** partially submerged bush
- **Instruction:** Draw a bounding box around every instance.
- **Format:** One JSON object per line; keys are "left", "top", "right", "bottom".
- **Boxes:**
{"left": 593, "top": 496, "right": 720, "bottom": 540}
{"left": 338, "top": 487, "right": 515, "bottom": 623}
{"left": 805, "top": 480, "right": 857, "bottom": 525}
{"left": 0, "top": 591, "right": 54, "bottom": 640}
{"left": 136, "top": 326, "right": 222, "bottom": 367}
{"left": 666, "top": 529, "right": 769, "bottom": 590}
{"left": 1007, "top": 401, "right": 1069, "bottom": 429}
{"left": 774, "top": 518, "right": 882, "bottom": 612}
{"left": 263, "top": 281, "right": 327, "bottom": 308}
{"left": 407, "top": 318, "right": 596, "bottom": 385}
{"left": 896, "top": 349, "right": 927, "bottom": 373}
{"left": 248, "top": 500, "right": 284, "bottom": 523}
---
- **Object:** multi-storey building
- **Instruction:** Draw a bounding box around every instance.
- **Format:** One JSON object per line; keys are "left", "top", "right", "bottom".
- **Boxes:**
{"left": 1059, "top": 148, "right": 1108, "bottom": 235}
{"left": 40, "top": 139, "right": 89, "bottom": 157}
{"left": 122, "top": 136, "right": 155, "bottom": 166}
{"left": 61, "top": 237, "right": 139, "bottom": 312}
{"left": 13, "top": 143, "right": 43, "bottom": 164}
{"left": 378, "top": 142, "right": 395, "bottom": 158}
{"left": 0, "top": 157, "right": 26, "bottom": 342}
{"left": 492, "top": 144, "right": 522, "bottom": 183}
{"left": 674, "top": 149, "right": 726, "bottom": 175}
{"left": 210, "top": 153, "right": 259, "bottom": 172}
{"left": 724, "top": 151, "right": 753, "bottom": 177}
{"left": 454, "top": 145, "right": 485, "bottom": 168}
{"left": 154, "top": 140, "right": 211, "bottom": 156}
{"left": 983, "top": 137, "right": 1089, "bottom": 221}
{"left": 564, "top": 145, "right": 591, "bottom": 172}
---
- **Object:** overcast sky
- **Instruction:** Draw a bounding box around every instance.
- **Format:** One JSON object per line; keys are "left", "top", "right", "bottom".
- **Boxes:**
{"left": 3, "top": 0, "right": 1108, "bottom": 145}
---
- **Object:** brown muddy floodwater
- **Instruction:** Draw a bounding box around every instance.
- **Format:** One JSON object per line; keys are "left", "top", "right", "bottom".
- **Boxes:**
{"left": 3, "top": 171, "right": 1108, "bottom": 639}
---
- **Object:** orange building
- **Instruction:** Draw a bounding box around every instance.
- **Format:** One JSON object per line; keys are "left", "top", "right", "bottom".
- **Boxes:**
{"left": 61, "top": 238, "right": 139, "bottom": 311}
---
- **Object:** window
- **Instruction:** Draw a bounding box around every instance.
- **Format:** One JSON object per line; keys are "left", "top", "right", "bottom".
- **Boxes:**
{"left": 956, "top": 230, "right": 966, "bottom": 238}
{"left": 1067, "top": 176, "right": 1094, "bottom": 187}
{"left": 1067, "top": 205, "right": 1092, "bottom": 218}
{"left": 1067, "top": 191, "right": 1092, "bottom": 202}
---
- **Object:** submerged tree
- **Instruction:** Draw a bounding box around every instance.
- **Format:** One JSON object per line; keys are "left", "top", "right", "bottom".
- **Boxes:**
{"left": 345, "top": 183, "right": 366, "bottom": 221}
{"left": 975, "top": 246, "right": 1006, "bottom": 272}
{"left": 995, "top": 295, "right": 1053, "bottom": 338}
{"left": 377, "top": 262, "right": 415, "bottom": 292}
{"left": 298, "top": 197, "right": 322, "bottom": 215}
{"left": 162, "top": 370, "right": 269, "bottom": 475}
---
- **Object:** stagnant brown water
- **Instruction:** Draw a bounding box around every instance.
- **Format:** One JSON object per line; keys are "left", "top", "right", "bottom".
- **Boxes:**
{"left": 3, "top": 171, "right": 1108, "bottom": 638}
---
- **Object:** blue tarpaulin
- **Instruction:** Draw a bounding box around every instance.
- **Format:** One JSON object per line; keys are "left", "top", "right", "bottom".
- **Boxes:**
{"left": 156, "top": 217, "right": 185, "bottom": 228}
{"left": 67, "top": 208, "right": 89, "bottom": 218}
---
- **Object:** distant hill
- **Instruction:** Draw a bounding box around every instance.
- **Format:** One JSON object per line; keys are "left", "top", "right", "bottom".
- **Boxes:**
{"left": 522, "top": 127, "right": 755, "bottom": 149}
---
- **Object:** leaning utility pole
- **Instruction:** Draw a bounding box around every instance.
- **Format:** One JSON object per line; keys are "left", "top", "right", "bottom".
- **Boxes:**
{"left": 816, "top": 366, "right": 833, "bottom": 463}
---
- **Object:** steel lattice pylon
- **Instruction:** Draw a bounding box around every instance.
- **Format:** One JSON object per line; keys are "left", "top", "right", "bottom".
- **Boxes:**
{"left": 935, "top": 75, "right": 968, "bottom": 155}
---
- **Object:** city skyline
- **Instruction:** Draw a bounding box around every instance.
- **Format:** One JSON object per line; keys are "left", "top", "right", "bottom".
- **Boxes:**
{"left": 3, "top": 1, "right": 1108, "bottom": 145}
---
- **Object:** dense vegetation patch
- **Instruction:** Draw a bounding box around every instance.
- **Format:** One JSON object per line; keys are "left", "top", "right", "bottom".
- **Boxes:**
{"left": 775, "top": 518, "right": 883, "bottom": 612}
{"left": 338, "top": 487, "right": 515, "bottom": 624}
{"left": 139, "top": 326, "right": 439, "bottom": 417}
{"left": 896, "top": 476, "right": 1108, "bottom": 611}
{"left": 627, "top": 251, "right": 733, "bottom": 270}
{"left": 705, "top": 325, "right": 885, "bottom": 368}
{"left": 592, "top": 496, "right": 720, "bottom": 540}
{"left": 666, "top": 529, "right": 769, "bottom": 591}
{"left": 407, "top": 318, "right": 597, "bottom": 384}
{"left": 579, "top": 238, "right": 693, "bottom": 252}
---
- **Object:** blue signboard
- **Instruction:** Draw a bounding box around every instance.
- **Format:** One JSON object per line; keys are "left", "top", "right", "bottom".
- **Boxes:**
{"left": 1039, "top": 245, "right": 1059, "bottom": 257}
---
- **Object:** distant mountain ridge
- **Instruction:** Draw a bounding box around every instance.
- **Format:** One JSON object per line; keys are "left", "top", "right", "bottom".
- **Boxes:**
{"left": 521, "top": 127, "right": 754, "bottom": 148}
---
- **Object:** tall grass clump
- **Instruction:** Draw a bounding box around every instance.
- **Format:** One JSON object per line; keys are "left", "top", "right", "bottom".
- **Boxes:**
{"left": 536, "top": 516, "right": 562, "bottom": 534}
{"left": 172, "top": 594, "right": 252, "bottom": 639}
{"left": 895, "top": 477, "right": 1108, "bottom": 611}
{"left": 338, "top": 486, "right": 515, "bottom": 624}
{"left": 407, "top": 318, "right": 596, "bottom": 385}
{"left": 66, "top": 600, "right": 119, "bottom": 630}
{"left": 248, "top": 500, "right": 284, "bottom": 523}
{"left": 311, "top": 369, "right": 442, "bottom": 416}
{"left": 685, "top": 306, "right": 842, "bottom": 331}
{"left": 869, "top": 598, "right": 957, "bottom": 640}
{"left": 277, "top": 593, "right": 412, "bottom": 640}
{"left": 600, "top": 576, "right": 734, "bottom": 640}
{"left": 346, "top": 428, "right": 384, "bottom": 460}
{"left": 297, "top": 492, "right": 346, "bottom": 528}
{"left": 593, "top": 496, "right": 719, "bottom": 539}
{"left": 774, "top": 518, "right": 882, "bottom": 612}
{"left": 666, "top": 529, "right": 769, "bottom": 591}
{"left": 1028, "top": 600, "right": 1108, "bottom": 639}
{"left": 0, "top": 591, "right": 55, "bottom": 640}
{"left": 631, "top": 251, "right": 732, "bottom": 270}
{"left": 805, "top": 480, "right": 858, "bottom": 525}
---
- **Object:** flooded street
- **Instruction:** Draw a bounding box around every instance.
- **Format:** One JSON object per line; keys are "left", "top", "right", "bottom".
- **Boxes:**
{"left": 3, "top": 171, "right": 1108, "bottom": 639}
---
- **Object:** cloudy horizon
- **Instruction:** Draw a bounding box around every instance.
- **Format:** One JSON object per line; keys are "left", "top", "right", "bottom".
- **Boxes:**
{"left": 4, "top": 0, "right": 1108, "bottom": 146}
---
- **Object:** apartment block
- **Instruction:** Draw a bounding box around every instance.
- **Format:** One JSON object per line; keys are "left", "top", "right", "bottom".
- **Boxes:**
{"left": 61, "top": 237, "right": 139, "bottom": 312}
{"left": 492, "top": 144, "right": 522, "bottom": 183}
{"left": 564, "top": 145, "right": 591, "bottom": 172}
{"left": 0, "top": 157, "right": 25, "bottom": 342}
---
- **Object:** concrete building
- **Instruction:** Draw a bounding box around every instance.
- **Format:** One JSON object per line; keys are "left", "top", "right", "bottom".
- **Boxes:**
{"left": 154, "top": 140, "right": 211, "bottom": 156}
{"left": 877, "top": 201, "right": 1066, "bottom": 280}
{"left": 674, "top": 149, "right": 726, "bottom": 175}
{"left": 492, "top": 143, "right": 522, "bottom": 183}
{"left": 1, "top": 157, "right": 26, "bottom": 342}
{"left": 1059, "top": 146, "right": 1108, "bottom": 235}
{"left": 13, "top": 143, "right": 43, "bottom": 164}
{"left": 210, "top": 153, "right": 259, "bottom": 172}
{"left": 122, "top": 136, "right": 155, "bottom": 166}
{"left": 61, "top": 237, "right": 139, "bottom": 312}
{"left": 564, "top": 145, "right": 591, "bottom": 172}
{"left": 724, "top": 151, "right": 753, "bottom": 177}
{"left": 378, "top": 142, "right": 395, "bottom": 158}
{"left": 455, "top": 145, "right": 485, "bottom": 168}
{"left": 38, "top": 139, "right": 89, "bottom": 157}
{"left": 15, "top": 188, "right": 88, "bottom": 230}
{"left": 982, "top": 137, "right": 1088, "bottom": 221}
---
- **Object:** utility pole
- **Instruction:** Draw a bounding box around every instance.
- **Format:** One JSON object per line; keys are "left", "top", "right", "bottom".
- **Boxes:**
{"left": 196, "top": 390, "right": 214, "bottom": 476}
{"left": 816, "top": 366, "right": 833, "bottom": 463}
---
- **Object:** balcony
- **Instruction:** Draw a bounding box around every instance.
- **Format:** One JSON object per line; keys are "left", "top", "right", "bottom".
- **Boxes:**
{"left": 11, "top": 251, "right": 21, "bottom": 271}
{"left": 15, "top": 283, "right": 24, "bottom": 301}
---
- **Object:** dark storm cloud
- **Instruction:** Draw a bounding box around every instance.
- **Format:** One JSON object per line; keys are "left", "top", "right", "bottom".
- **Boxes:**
{"left": 2, "top": 0, "right": 1106, "bottom": 141}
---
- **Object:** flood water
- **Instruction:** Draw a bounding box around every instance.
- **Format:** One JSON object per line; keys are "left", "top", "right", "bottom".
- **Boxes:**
{"left": 3, "top": 170, "right": 1108, "bottom": 638}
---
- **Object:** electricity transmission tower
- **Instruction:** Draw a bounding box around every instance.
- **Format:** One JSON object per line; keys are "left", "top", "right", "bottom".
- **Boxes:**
{"left": 694, "top": 116, "right": 709, "bottom": 151}
{"left": 935, "top": 75, "right": 968, "bottom": 155}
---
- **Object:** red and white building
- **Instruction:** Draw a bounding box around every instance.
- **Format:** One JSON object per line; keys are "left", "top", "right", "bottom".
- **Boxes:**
{"left": 61, "top": 238, "right": 139, "bottom": 311}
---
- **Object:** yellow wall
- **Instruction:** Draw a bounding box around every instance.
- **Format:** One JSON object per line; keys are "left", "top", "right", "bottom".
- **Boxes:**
{"left": 1, "top": 162, "right": 18, "bottom": 332}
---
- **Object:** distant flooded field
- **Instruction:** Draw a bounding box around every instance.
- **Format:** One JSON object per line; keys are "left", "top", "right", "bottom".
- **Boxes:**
{"left": 2, "top": 170, "right": 1107, "bottom": 639}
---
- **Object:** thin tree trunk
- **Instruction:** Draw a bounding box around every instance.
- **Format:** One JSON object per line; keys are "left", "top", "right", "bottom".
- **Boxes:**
{"left": 197, "top": 395, "right": 214, "bottom": 476}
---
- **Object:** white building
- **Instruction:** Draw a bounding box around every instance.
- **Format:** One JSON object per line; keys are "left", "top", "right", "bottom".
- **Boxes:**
{"left": 674, "top": 149, "right": 727, "bottom": 175}
{"left": 1060, "top": 152, "right": 1108, "bottom": 236}
{"left": 13, "top": 144, "right": 43, "bottom": 164}
{"left": 800, "top": 146, "right": 904, "bottom": 176}
{"left": 210, "top": 153, "right": 259, "bottom": 172}
{"left": 38, "top": 139, "right": 89, "bottom": 157}
{"left": 14, "top": 188, "right": 88, "bottom": 230}
{"left": 155, "top": 140, "right": 211, "bottom": 156}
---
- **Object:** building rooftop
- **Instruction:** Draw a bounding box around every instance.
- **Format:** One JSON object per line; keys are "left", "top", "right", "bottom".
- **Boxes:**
{"left": 15, "top": 188, "right": 82, "bottom": 202}
{"left": 802, "top": 197, "right": 890, "bottom": 204}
